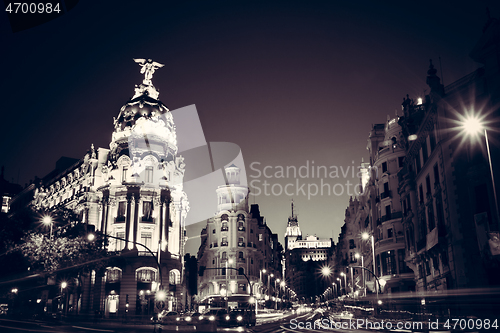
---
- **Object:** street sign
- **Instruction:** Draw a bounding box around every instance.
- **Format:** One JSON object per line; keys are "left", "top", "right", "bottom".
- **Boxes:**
{"left": 155, "top": 300, "right": 166, "bottom": 312}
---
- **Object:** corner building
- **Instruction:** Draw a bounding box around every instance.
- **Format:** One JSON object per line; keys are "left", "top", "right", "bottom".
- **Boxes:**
{"left": 30, "top": 61, "right": 189, "bottom": 315}
{"left": 197, "top": 165, "right": 283, "bottom": 303}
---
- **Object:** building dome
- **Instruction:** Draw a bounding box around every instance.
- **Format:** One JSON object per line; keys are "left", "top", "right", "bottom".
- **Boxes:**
{"left": 115, "top": 93, "right": 169, "bottom": 132}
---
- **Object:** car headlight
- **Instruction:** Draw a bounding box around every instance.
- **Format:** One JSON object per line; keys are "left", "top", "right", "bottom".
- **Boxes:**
{"left": 199, "top": 316, "right": 204, "bottom": 320}
{"left": 185, "top": 316, "right": 192, "bottom": 322}
{"left": 237, "top": 315, "right": 243, "bottom": 321}
{"left": 176, "top": 317, "right": 180, "bottom": 321}
{"left": 209, "top": 315, "right": 215, "bottom": 321}
{"left": 225, "top": 315, "right": 230, "bottom": 320}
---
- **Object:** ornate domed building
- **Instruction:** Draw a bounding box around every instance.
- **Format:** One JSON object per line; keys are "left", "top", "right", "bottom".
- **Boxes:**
{"left": 31, "top": 59, "right": 189, "bottom": 316}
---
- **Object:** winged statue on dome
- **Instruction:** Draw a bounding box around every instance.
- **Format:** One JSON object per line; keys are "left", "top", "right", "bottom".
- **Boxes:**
{"left": 133, "top": 58, "right": 165, "bottom": 86}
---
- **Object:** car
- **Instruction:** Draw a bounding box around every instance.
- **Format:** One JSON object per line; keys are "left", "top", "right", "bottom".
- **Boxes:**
{"left": 219, "top": 309, "right": 256, "bottom": 327}
{"left": 151, "top": 310, "right": 178, "bottom": 324}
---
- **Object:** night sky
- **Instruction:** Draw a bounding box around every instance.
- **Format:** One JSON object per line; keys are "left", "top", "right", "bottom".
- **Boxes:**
{"left": 2, "top": 0, "right": 499, "bottom": 255}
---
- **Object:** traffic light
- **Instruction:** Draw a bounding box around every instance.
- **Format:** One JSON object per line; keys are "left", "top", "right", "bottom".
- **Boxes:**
{"left": 199, "top": 266, "right": 206, "bottom": 276}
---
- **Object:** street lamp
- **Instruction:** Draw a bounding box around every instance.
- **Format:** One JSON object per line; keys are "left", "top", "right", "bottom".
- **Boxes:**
{"left": 42, "top": 215, "right": 53, "bottom": 239}
{"left": 88, "top": 232, "right": 163, "bottom": 292}
{"left": 340, "top": 272, "right": 347, "bottom": 296}
{"left": 461, "top": 114, "right": 500, "bottom": 226}
{"left": 355, "top": 253, "right": 365, "bottom": 297}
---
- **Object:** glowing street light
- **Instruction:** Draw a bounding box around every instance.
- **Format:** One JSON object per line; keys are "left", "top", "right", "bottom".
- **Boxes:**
{"left": 460, "top": 114, "right": 500, "bottom": 226}
{"left": 321, "top": 266, "right": 331, "bottom": 277}
{"left": 42, "top": 215, "right": 53, "bottom": 239}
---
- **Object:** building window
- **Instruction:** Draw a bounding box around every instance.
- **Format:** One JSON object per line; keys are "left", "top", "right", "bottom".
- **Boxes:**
{"left": 116, "top": 232, "right": 125, "bottom": 250}
{"left": 381, "top": 251, "right": 396, "bottom": 275}
{"left": 398, "top": 156, "right": 405, "bottom": 168}
{"left": 122, "top": 167, "right": 128, "bottom": 182}
{"left": 382, "top": 162, "right": 387, "bottom": 173}
{"left": 259, "top": 234, "right": 263, "bottom": 241}
{"left": 238, "top": 221, "right": 245, "bottom": 231}
{"left": 238, "top": 237, "right": 245, "bottom": 247}
{"left": 145, "top": 166, "right": 153, "bottom": 183}
{"left": 426, "top": 175, "right": 431, "bottom": 195}
{"left": 433, "top": 163, "right": 440, "bottom": 185}
{"left": 212, "top": 229, "right": 215, "bottom": 234}
{"left": 238, "top": 267, "right": 244, "bottom": 275}
{"left": 106, "top": 268, "right": 122, "bottom": 282}
{"left": 140, "top": 232, "right": 152, "bottom": 249}
{"left": 349, "top": 239, "right": 356, "bottom": 249}
{"left": 428, "top": 202, "right": 435, "bottom": 231}
{"left": 221, "top": 214, "right": 229, "bottom": 221}
{"left": 136, "top": 268, "right": 156, "bottom": 282}
{"left": 222, "top": 252, "right": 227, "bottom": 260}
{"left": 419, "top": 185, "right": 424, "bottom": 203}
{"left": 143, "top": 201, "right": 153, "bottom": 221}
{"left": 221, "top": 221, "right": 228, "bottom": 231}
{"left": 221, "top": 237, "right": 228, "bottom": 246}
{"left": 385, "top": 205, "right": 391, "bottom": 219}
{"left": 387, "top": 228, "right": 393, "bottom": 238}
{"left": 239, "top": 251, "right": 244, "bottom": 259}
{"left": 117, "top": 201, "right": 126, "bottom": 221}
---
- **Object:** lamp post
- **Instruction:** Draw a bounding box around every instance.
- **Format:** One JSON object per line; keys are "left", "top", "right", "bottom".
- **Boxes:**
{"left": 461, "top": 115, "right": 500, "bottom": 227}
{"left": 42, "top": 215, "right": 53, "bottom": 239}
{"left": 362, "top": 232, "right": 378, "bottom": 296}
{"left": 355, "top": 253, "right": 365, "bottom": 297}
{"left": 340, "top": 272, "right": 347, "bottom": 296}
{"left": 88, "top": 232, "right": 163, "bottom": 291}
{"left": 258, "top": 269, "right": 266, "bottom": 314}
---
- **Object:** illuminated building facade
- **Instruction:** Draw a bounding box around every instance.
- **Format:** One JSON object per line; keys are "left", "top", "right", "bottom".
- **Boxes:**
{"left": 27, "top": 60, "right": 189, "bottom": 315}
{"left": 197, "top": 165, "right": 283, "bottom": 305}
{"left": 284, "top": 205, "right": 334, "bottom": 300}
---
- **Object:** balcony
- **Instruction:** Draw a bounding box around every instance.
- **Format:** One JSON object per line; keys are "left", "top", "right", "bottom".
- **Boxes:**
{"left": 221, "top": 242, "right": 228, "bottom": 247}
{"left": 380, "top": 191, "right": 392, "bottom": 199}
{"left": 238, "top": 226, "right": 246, "bottom": 231}
{"left": 141, "top": 216, "right": 154, "bottom": 223}
{"left": 238, "top": 242, "right": 246, "bottom": 247}
{"left": 221, "top": 226, "right": 228, "bottom": 232}
{"left": 213, "top": 243, "right": 218, "bottom": 248}
{"left": 380, "top": 211, "right": 403, "bottom": 223}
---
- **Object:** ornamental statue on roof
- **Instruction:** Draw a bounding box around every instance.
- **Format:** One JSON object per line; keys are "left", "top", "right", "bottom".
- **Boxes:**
{"left": 133, "top": 58, "right": 165, "bottom": 86}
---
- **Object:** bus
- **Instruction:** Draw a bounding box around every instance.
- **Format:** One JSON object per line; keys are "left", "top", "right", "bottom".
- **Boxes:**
{"left": 200, "top": 295, "right": 256, "bottom": 327}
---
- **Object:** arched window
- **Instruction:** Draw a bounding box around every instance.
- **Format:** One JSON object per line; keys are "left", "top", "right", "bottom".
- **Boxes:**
{"left": 222, "top": 252, "right": 227, "bottom": 260}
{"left": 136, "top": 268, "right": 157, "bottom": 282}
{"left": 169, "top": 269, "right": 181, "bottom": 285}
{"left": 238, "top": 267, "right": 244, "bottom": 275}
{"left": 221, "top": 214, "right": 229, "bottom": 221}
{"left": 237, "top": 214, "right": 245, "bottom": 221}
{"left": 106, "top": 267, "right": 122, "bottom": 283}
